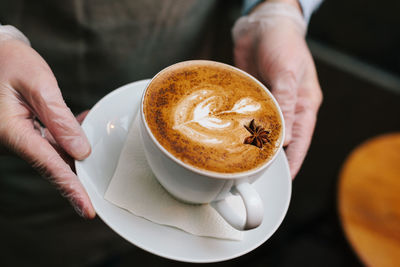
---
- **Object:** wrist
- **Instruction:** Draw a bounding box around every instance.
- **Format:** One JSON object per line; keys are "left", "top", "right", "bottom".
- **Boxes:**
{"left": 268, "top": 0, "right": 301, "bottom": 12}
{"left": 233, "top": 0, "right": 307, "bottom": 43}
{"left": 0, "top": 25, "right": 30, "bottom": 46}
{"left": 252, "top": 0, "right": 302, "bottom": 14}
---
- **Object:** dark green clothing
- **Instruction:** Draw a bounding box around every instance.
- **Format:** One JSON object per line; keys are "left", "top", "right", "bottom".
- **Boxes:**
{"left": 0, "top": 0, "right": 239, "bottom": 266}
{"left": 2, "top": 0, "right": 223, "bottom": 109}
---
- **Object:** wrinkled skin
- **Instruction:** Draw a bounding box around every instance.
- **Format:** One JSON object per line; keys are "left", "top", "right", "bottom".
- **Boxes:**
{"left": 0, "top": 39, "right": 95, "bottom": 218}
{"left": 234, "top": 3, "right": 323, "bottom": 178}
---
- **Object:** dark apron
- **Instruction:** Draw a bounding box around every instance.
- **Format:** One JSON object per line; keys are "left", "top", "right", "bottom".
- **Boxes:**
{"left": 0, "top": 0, "right": 240, "bottom": 266}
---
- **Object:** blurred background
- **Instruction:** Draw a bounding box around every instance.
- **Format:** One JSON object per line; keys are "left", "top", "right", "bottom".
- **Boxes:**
{"left": 1, "top": 0, "right": 399, "bottom": 266}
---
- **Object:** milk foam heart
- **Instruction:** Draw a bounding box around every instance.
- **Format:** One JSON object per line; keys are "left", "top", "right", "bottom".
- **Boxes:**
{"left": 173, "top": 88, "right": 262, "bottom": 150}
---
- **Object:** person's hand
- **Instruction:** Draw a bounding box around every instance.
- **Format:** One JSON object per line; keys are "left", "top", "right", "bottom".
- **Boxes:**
{"left": 0, "top": 26, "right": 95, "bottom": 218}
{"left": 233, "top": 0, "right": 323, "bottom": 178}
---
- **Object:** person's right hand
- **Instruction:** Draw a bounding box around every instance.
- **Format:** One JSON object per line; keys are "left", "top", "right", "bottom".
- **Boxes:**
{"left": 233, "top": 1, "right": 322, "bottom": 178}
{"left": 0, "top": 37, "right": 95, "bottom": 219}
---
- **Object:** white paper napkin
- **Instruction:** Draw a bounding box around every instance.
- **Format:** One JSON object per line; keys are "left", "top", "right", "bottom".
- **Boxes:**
{"left": 104, "top": 115, "right": 244, "bottom": 241}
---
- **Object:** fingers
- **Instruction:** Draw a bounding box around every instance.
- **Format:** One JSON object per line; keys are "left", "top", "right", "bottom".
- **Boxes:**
{"left": 42, "top": 109, "right": 90, "bottom": 172}
{"left": 76, "top": 110, "right": 90, "bottom": 124}
{"left": 269, "top": 71, "right": 298, "bottom": 146}
{"left": 6, "top": 42, "right": 91, "bottom": 160}
{"left": 233, "top": 29, "right": 261, "bottom": 78}
{"left": 0, "top": 41, "right": 94, "bottom": 218}
{"left": 42, "top": 127, "right": 76, "bottom": 172}
{"left": 18, "top": 79, "right": 91, "bottom": 160}
{"left": 232, "top": 10, "right": 322, "bottom": 178}
{"left": 285, "top": 105, "right": 317, "bottom": 179}
{"left": 5, "top": 118, "right": 95, "bottom": 218}
{"left": 286, "top": 80, "right": 322, "bottom": 178}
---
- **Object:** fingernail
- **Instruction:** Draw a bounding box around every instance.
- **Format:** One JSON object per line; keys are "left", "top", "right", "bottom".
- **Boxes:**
{"left": 74, "top": 201, "right": 96, "bottom": 219}
{"left": 68, "top": 196, "right": 88, "bottom": 218}
{"left": 85, "top": 206, "right": 96, "bottom": 219}
{"left": 70, "top": 136, "right": 91, "bottom": 160}
{"left": 74, "top": 204, "right": 95, "bottom": 219}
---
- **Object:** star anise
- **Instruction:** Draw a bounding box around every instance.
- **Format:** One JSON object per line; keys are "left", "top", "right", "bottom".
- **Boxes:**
{"left": 243, "top": 119, "right": 271, "bottom": 148}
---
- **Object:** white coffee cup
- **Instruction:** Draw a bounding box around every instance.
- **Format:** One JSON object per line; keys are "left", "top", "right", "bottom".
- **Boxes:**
{"left": 139, "top": 61, "right": 285, "bottom": 230}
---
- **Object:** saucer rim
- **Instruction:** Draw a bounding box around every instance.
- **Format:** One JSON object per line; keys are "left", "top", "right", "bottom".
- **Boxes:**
{"left": 75, "top": 80, "right": 292, "bottom": 263}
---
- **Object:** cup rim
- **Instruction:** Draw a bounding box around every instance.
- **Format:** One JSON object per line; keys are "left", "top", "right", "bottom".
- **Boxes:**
{"left": 140, "top": 60, "right": 285, "bottom": 179}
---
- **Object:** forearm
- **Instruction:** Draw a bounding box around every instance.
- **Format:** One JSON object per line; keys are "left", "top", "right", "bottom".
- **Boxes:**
{"left": 243, "top": 0, "right": 323, "bottom": 24}
{"left": 261, "top": 0, "right": 301, "bottom": 11}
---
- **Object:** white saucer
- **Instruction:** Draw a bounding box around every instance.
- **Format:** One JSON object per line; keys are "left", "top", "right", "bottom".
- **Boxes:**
{"left": 75, "top": 80, "right": 292, "bottom": 263}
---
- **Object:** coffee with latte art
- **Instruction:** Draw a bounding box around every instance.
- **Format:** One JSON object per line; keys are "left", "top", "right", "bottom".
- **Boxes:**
{"left": 143, "top": 61, "right": 282, "bottom": 174}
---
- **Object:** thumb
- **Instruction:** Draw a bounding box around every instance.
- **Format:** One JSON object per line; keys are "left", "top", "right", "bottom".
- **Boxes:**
{"left": 269, "top": 72, "right": 298, "bottom": 146}
{"left": 15, "top": 68, "right": 91, "bottom": 161}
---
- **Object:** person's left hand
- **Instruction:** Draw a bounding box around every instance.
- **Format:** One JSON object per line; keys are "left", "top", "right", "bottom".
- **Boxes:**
{"left": 233, "top": 0, "right": 323, "bottom": 178}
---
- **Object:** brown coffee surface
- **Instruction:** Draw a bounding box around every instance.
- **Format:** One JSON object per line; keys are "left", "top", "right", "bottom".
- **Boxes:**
{"left": 143, "top": 61, "right": 282, "bottom": 174}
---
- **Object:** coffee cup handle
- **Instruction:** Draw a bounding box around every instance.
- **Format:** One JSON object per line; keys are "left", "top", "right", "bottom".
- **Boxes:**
{"left": 212, "top": 182, "right": 263, "bottom": 230}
